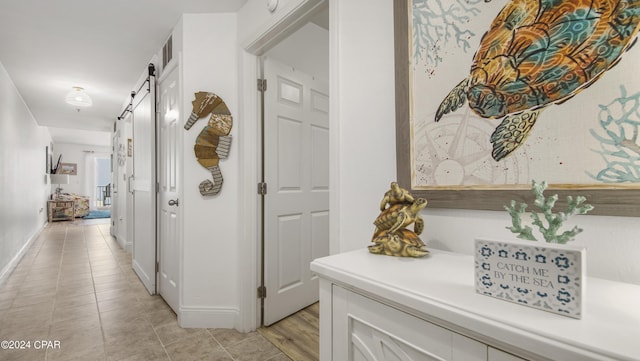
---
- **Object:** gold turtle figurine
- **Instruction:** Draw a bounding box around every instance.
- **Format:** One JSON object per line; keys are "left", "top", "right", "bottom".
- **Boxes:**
{"left": 379, "top": 181, "right": 415, "bottom": 211}
{"left": 374, "top": 198, "right": 427, "bottom": 236}
{"left": 369, "top": 229, "right": 429, "bottom": 258}
{"left": 369, "top": 189, "right": 429, "bottom": 258}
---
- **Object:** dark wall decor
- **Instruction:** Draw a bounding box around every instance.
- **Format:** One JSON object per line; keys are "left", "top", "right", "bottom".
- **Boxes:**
{"left": 394, "top": 0, "right": 640, "bottom": 216}
{"left": 46, "top": 146, "right": 50, "bottom": 174}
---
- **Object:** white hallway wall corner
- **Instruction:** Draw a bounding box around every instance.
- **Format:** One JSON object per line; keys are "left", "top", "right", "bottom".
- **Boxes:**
{"left": 178, "top": 13, "right": 241, "bottom": 328}
{"left": 0, "top": 61, "right": 52, "bottom": 284}
{"left": 116, "top": 13, "right": 241, "bottom": 329}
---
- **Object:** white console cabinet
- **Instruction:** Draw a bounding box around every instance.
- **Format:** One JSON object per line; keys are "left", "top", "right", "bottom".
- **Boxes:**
{"left": 310, "top": 249, "right": 640, "bottom": 361}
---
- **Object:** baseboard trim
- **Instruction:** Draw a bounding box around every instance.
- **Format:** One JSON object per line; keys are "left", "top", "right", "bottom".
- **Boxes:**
{"left": 132, "top": 260, "right": 155, "bottom": 295}
{"left": 113, "top": 234, "right": 132, "bottom": 253}
{"left": 178, "top": 306, "right": 239, "bottom": 329}
{"left": 0, "top": 221, "right": 47, "bottom": 286}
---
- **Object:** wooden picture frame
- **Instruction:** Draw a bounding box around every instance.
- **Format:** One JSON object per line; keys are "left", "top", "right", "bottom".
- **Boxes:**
{"left": 58, "top": 163, "right": 77, "bottom": 175}
{"left": 393, "top": 0, "right": 640, "bottom": 217}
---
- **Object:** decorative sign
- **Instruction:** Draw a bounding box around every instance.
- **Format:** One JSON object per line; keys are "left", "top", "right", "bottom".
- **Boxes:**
{"left": 474, "top": 238, "right": 586, "bottom": 319}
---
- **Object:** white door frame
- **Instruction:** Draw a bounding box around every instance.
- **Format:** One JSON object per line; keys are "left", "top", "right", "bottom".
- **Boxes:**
{"left": 238, "top": 0, "right": 336, "bottom": 331}
{"left": 156, "top": 57, "right": 183, "bottom": 314}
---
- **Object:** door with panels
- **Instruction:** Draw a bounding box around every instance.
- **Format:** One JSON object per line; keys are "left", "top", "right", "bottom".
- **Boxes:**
{"left": 263, "top": 56, "right": 330, "bottom": 325}
{"left": 157, "top": 62, "right": 181, "bottom": 312}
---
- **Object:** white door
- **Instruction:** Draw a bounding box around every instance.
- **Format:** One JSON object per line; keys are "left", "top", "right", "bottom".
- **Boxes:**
{"left": 110, "top": 132, "right": 119, "bottom": 237}
{"left": 263, "top": 56, "right": 330, "bottom": 325}
{"left": 157, "top": 64, "right": 180, "bottom": 312}
{"left": 131, "top": 85, "right": 157, "bottom": 295}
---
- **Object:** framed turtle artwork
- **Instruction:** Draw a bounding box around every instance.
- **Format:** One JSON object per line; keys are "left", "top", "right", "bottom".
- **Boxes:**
{"left": 394, "top": 0, "right": 640, "bottom": 216}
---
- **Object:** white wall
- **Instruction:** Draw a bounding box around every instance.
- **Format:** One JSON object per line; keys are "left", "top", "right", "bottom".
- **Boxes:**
{"left": 333, "top": 0, "right": 640, "bottom": 285}
{"left": 48, "top": 127, "right": 111, "bottom": 148}
{"left": 266, "top": 22, "right": 329, "bottom": 80}
{"left": 237, "top": 0, "right": 323, "bottom": 44}
{"left": 0, "top": 61, "right": 52, "bottom": 283}
{"left": 331, "top": 0, "right": 398, "bottom": 254}
{"left": 52, "top": 142, "right": 111, "bottom": 207}
{"left": 178, "top": 13, "right": 240, "bottom": 328}
{"left": 422, "top": 209, "right": 640, "bottom": 284}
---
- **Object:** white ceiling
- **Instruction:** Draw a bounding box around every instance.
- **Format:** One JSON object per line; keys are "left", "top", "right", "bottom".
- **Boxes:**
{"left": 0, "top": 0, "right": 248, "bottom": 146}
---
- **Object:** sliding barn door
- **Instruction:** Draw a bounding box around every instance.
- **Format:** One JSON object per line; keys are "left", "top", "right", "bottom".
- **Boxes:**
{"left": 131, "top": 81, "right": 157, "bottom": 295}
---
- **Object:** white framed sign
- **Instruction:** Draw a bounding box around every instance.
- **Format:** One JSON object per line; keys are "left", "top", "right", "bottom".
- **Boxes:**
{"left": 475, "top": 238, "right": 586, "bottom": 319}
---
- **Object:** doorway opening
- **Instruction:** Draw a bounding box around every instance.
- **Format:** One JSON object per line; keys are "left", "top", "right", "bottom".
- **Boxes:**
{"left": 95, "top": 157, "right": 111, "bottom": 208}
{"left": 259, "top": 3, "right": 330, "bottom": 327}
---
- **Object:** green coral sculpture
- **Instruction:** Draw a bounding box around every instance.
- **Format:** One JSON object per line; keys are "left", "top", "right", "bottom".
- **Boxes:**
{"left": 505, "top": 180, "right": 594, "bottom": 244}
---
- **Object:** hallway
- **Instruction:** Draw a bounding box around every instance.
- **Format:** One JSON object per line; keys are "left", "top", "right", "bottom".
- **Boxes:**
{"left": 0, "top": 220, "right": 292, "bottom": 361}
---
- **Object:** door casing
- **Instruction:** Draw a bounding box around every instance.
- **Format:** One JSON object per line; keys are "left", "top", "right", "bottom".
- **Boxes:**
{"left": 239, "top": 0, "right": 331, "bottom": 330}
{"left": 156, "top": 59, "right": 182, "bottom": 313}
{"left": 260, "top": 55, "right": 330, "bottom": 326}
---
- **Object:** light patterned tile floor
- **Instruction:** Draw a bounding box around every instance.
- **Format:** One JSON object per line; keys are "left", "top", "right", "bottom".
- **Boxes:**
{"left": 0, "top": 219, "right": 292, "bottom": 361}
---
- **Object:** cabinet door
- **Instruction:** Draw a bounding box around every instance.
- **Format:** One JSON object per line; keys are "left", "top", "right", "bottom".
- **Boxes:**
{"left": 488, "top": 347, "right": 526, "bottom": 361}
{"left": 332, "top": 285, "right": 486, "bottom": 361}
{"left": 453, "top": 334, "right": 488, "bottom": 361}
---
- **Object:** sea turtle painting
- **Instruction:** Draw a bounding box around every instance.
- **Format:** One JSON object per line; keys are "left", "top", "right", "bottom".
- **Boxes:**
{"left": 435, "top": 0, "right": 640, "bottom": 161}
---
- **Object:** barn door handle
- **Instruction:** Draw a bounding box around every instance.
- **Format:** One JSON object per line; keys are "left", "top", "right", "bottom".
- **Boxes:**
{"left": 168, "top": 199, "right": 179, "bottom": 206}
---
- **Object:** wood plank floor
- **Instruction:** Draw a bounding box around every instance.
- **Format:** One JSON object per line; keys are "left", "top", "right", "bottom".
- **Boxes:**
{"left": 258, "top": 302, "right": 319, "bottom": 361}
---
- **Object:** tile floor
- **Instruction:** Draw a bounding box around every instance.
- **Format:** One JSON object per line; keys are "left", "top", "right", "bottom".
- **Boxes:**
{"left": 0, "top": 219, "right": 292, "bottom": 361}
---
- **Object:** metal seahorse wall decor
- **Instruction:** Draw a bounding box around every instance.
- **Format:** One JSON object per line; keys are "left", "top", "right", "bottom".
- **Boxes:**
{"left": 184, "top": 92, "right": 233, "bottom": 196}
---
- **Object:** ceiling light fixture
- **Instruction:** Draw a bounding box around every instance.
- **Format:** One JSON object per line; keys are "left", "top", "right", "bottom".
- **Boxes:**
{"left": 65, "top": 86, "right": 92, "bottom": 107}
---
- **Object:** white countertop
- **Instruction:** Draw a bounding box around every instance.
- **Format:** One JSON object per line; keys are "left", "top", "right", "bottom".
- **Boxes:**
{"left": 311, "top": 248, "right": 640, "bottom": 361}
